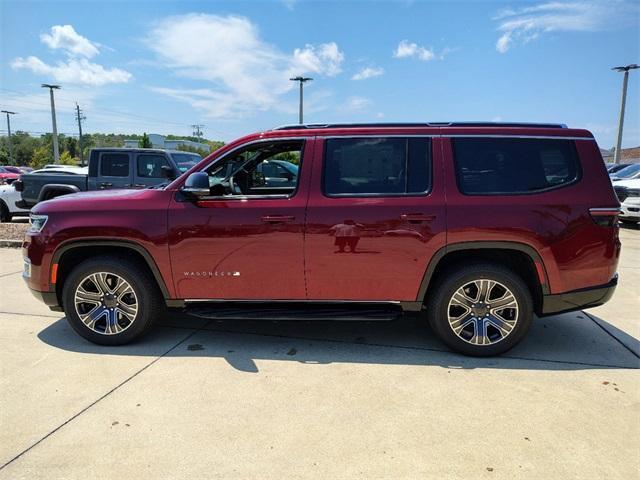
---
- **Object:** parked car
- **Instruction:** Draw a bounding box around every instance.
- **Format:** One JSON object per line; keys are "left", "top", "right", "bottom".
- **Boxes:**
{"left": 610, "top": 163, "right": 640, "bottom": 182}
{"left": 606, "top": 162, "right": 631, "bottom": 174}
{"left": 0, "top": 166, "right": 20, "bottom": 185}
{"left": 14, "top": 148, "right": 201, "bottom": 208}
{"left": 613, "top": 178, "right": 640, "bottom": 225}
{"left": 0, "top": 183, "right": 29, "bottom": 222}
{"left": 23, "top": 122, "right": 620, "bottom": 356}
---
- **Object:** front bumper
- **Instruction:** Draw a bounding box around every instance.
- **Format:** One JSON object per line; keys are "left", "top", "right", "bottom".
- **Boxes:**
{"left": 540, "top": 275, "right": 618, "bottom": 316}
{"left": 26, "top": 285, "right": 63, "bottom": 312}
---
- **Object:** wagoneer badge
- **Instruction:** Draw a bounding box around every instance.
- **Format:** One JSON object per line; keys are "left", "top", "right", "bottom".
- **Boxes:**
{"left": 184, "top": 271, "right": 241, "bottom": 277}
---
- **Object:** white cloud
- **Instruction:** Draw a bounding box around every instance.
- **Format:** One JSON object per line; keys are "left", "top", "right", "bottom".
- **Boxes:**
{"left": 394, "top": 40, "right": 435, "bottom": 61}
{"left": 344, "top": 96, "right": 372, "bottom": 112}
{"left": 393, "top": 40, "right": 453, "bottom": 61}
{"left": 11, "top": 56, "right": 131, "bottom": 86}
{"left": 292, "top": 42, "right": 344, "bottom": 77}
{"left": 11, "top": 24, "right": 131, "bottom": 86}
{"left": 351, "top": 66, "right": 384, "bottom": 80}
{"left": 493, "top": 1, "right": 639, "bottom": 53}
{"left": 281, "top": 0, "right": 297, "bottom": 10}
{"left": 40, "top": 25, "right": 99, "bottom": 58}
{"left": 145, "top": 14, "right": 345, "bottom": 118}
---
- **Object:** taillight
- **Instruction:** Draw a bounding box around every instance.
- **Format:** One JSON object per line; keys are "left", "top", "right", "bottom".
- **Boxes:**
{"left": 589, "top": 207, "right": 620, "bottom": 227}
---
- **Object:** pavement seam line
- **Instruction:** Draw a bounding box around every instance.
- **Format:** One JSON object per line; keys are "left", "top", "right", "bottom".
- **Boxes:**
{"left": 158, "top": 323, "right": 638, "bottom": 370}
{"left": 0, "top": 320, "right": 213, "bottom": 471}
{"left": 583, "top": 310, "right": 640, "bottom": 360}
{"left": 0, "top": 270, "right": 22, "bottom": 278}
{"left": 0, "top": 310, "right": 61, "bottom": 319}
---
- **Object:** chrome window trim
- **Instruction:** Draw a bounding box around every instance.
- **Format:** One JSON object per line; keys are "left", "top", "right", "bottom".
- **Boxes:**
{"left": 444, "top": 135, "right": 594, "bottom": 141}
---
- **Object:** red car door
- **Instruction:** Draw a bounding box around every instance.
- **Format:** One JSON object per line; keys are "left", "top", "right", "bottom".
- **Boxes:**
{"left": 304, "top": 134, "right": 446, "bottom": 302}
{"left": 167, "top": 138, "right": 314, "bottom": 300}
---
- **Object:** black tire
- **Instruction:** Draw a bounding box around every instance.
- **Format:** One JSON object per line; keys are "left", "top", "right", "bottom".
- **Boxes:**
{"left": 426, "top": 263, "right": 533, "bottom": 357}
{"left": 62, "top": 255, "right": 163, "bottom": 345}
{"left": 0, "top": 201, "right": 12, "bottom": 223}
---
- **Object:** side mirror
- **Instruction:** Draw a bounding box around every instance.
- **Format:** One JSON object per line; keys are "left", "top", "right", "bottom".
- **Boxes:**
{"left": 161, "top": 165, "right": 177, "bottom": 180}
{"left": 182, "top": 172, "right": 210, "bottom": 198}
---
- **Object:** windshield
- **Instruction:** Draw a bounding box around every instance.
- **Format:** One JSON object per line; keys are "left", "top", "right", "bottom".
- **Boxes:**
{"left": 170, "top": 152, "right": 202, "bottom": 173}
{"left": 614, "top": 163, "right": 640, "bottom": 178}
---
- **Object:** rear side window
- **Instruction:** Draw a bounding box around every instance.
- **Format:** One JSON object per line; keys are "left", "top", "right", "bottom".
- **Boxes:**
{"left": 137, "top": 154, "right": 169, "bottom": 178}
{"left": 323, "top": 137, "right": 431, "bottom": 196}
{"left": 100, "top": 153, "right": 130, "bottom": 177}
{"left": 452, "top": 138, "right": 580, "bottom": 195}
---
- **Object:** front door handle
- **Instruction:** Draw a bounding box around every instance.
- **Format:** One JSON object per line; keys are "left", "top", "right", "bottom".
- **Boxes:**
{"left": 261, "top": 215, "right": 295, "bottom": 223}
{"left": 400, "top": 213, "right": 435, "bottom": 223}
{"left": 99, "top": 182, "right": 113, "bottom": 189}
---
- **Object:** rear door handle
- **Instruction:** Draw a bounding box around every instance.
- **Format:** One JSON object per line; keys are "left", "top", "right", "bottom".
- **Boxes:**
{"left": 400, "top": 213, "right": 435, "bottom": 223}
{"left": 261, "top": 215, "right": 295, "bottom": 223}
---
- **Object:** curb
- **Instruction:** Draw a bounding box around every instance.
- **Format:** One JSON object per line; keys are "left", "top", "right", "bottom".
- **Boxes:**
{"left": 0, "top": 239, "right": 22, "bottom": 248}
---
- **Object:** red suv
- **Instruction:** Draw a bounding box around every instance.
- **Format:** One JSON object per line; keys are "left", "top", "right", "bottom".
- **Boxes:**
{"left": 22, "top": 123, "right": 621, "bottom": 356}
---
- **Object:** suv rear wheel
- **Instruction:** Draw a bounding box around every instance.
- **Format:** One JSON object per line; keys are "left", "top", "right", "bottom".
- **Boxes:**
{"left": 62, "top": 255, "right": 162, "bottom": 345}
{"left": 427, "top": 263, "right": 533, "bottom": 356}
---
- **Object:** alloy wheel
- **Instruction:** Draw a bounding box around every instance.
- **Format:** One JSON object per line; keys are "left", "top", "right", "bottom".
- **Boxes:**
{"left": 447, "top": 279, "right": 519, "bottom": 346}
{"left": 73, "top": 272, "right": 138, "bottom": 335}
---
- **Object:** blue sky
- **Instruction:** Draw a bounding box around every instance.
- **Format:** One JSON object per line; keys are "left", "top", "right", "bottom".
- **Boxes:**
{"left": 1, "top": 0, "right": 639, "bottom": 148}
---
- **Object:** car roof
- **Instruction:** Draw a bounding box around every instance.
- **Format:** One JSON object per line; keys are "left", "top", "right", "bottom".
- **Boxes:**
{"left": 93, "top": 148, "right": 201, "bottom": 155}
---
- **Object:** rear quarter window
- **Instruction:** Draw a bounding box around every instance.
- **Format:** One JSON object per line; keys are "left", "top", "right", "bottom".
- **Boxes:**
{"left": 452, "top": 138, "right": 580, "bottom": 195}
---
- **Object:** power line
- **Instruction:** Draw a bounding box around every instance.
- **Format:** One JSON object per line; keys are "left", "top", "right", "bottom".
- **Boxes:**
{"left": 1, "top": 110, "right": 17, "bottom": 163}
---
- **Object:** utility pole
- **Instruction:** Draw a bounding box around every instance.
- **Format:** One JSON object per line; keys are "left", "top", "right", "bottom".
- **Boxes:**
{"left": 75, "top": 103, "right": 86, "bottom": 166}
{"left": 612, "top": 64, "right": 639, "bottom": 164}
{"left": 42, "top": 84, "right": 61, "bottom": 163}
{"left": 289, "top": 77, "right": 313, "bottom": 124}
{"left": 1, "top": 110, "right": 17, "bottom": 164}
{"left": 190, "top": 124, "right": 205, "bottom": 141}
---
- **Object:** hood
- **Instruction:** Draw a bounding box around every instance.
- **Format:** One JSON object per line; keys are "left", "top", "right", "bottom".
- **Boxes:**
{"left": 33, "top": 188, "right": 172, "bottom": 214}
{"left": 613, "top": 179, "right": 640, "bottom": 189}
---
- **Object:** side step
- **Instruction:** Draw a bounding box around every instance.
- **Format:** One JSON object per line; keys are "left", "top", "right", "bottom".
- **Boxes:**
{"left": 185, "top": 302, "right": 403, "bottom": 322}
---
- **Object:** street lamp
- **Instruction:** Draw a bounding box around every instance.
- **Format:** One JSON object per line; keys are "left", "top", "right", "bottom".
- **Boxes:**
{"left": 41, "top": 84, "right": 61, "bottom": 163}
{"left": 612, "top": 64, "right": 639, "bottom": 164}
{"left": 289, "top": 76, "right": 313, "bottom": 124}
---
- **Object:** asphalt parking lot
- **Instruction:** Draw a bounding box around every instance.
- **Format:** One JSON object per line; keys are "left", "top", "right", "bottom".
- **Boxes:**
{"left": 0, "top": 227, "right": 638, "bottom": 479}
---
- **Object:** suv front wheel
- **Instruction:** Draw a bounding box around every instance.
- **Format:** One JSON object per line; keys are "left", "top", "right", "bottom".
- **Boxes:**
{"left": 62, "top": 255, "right": 162, "bottom": 345}
{"left": 427, "top": 263, "right": 533, "bottom": 356}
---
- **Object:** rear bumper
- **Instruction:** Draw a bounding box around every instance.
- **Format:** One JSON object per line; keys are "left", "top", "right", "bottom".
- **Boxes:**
{"left": 540, "top": 275, "right": 618, "bottom": 316}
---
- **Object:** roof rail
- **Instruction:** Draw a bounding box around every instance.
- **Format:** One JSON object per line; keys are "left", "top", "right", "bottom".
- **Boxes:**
{"left": 272, "top": 122, "right": 568, "bottom": 130}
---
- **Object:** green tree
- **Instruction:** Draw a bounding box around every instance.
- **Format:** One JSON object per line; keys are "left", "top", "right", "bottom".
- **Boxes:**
{"left": 59, "top": 151, "right": 77, "bottom": 166}
{"left": 176, "top": 144, "right": 211, "bottom": 157}
{"left": 64, "top": 137, "right": 78, "bottom": 158}
{"left": 138, "top": 133, "right": 153, "bottom": 148}
{"left": 31, "top": 145, "right": 52, "bottom": 169}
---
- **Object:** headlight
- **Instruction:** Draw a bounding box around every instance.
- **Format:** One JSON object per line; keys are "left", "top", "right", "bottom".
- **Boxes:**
{"left": 28, "top": 214, "right": 48, "bottom": 233}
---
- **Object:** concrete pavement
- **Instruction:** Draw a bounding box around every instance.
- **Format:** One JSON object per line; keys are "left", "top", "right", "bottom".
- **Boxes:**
{"left": 0, "top": 228, "right": 638, "bottom": 479}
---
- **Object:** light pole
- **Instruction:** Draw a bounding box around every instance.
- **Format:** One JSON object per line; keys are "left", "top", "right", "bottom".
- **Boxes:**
{"left": 1, "top": 110, "right": 17, "bottom": 163}
{"left": 290, "top": 76, "right": 313, "bottom": 124}
{"left": 612, "top": 64, "right": 639, "bottom": 164}
{"left": 41, "top": 84, "right": 61, "bottom": 163}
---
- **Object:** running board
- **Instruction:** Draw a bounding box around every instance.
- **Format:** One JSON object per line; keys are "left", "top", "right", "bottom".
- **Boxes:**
{"left": 185, "top": 302, "right": 403, "bottom": 322}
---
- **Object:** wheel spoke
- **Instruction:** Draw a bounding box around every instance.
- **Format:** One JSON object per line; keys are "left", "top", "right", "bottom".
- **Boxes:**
{"left": 490, "top": 291, "right": 517, "bottom": 310}
{"left": 104, "top": 309, "right": 123, "bottom": 334}
{"left": 450, "top": 315, "right": 474, "bottom": 334}
{"left": 80, "top": 305, "right": 108, "bottom": 330}
{"left": 468, "top": 318, "right": 489, "bottom": 345}
{"left": 486, "top": 314, "right": 516, "bottom": 337}
{"left": 475, "top": 279, "right": 496, "bottom": 303}
{"left": 450, "top": 291, "right": 474, "bottom": 309}
{"left": 75, "top": 286, "right": 101, "bottom": 303}
{"left": 90, "top": 273, "right": 111, "bottom": 295}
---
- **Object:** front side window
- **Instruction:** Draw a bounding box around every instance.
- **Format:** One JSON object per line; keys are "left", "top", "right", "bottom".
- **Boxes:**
{"left": 170, "top": 152, "right": 202, "bottom": 173}
{"left": 323, "top": 137, "right": 431, "bottom": 196}
{"left": 100, "top": 153, "right": 129, "bottom": 177}
{"left": 203, "top": 140, "right": 303, "bottom": 197}
{"left": 452, "top": 138, "right": 580, "bottom": 195}
{"left": 137, "top": 154, "right": 170, "bottom": 178}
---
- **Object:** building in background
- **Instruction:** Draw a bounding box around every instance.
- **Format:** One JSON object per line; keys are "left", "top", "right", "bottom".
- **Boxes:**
{"left": 601, "top": 146, "right": 640, "bottom": 164}
{"left": 123, "top": 134, "right": 209, "bottom": 152}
